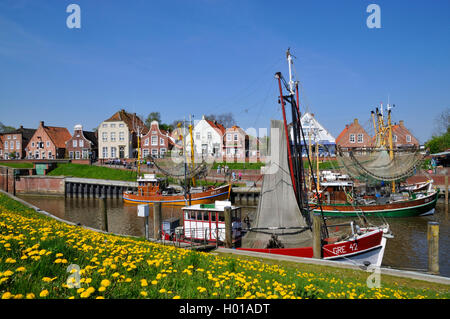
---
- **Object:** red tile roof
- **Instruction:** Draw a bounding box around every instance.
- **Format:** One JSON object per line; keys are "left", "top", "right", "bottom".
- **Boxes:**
{"left": 105, "top": 109, "right": 149, "bottom": 135}
{"left": 43, "top": 126, "right": 72, "bottom": 149}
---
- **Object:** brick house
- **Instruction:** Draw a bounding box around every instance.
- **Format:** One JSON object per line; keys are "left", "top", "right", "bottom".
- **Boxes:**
{"left": 0, "top": 126, "right": 36, "bottom": 159}
{"left": 0, "top": 135, "right": 3, "bottom": 159}
{"left": 141, "top": 121, "right": 173, "bottom": 158}
{"left": 65, "top": 124, "right": 98, "bottom": 160}
{"left": 336, "top": 119, "right": 373, "bottom": 149}
{"left": 98, "top": 109, "right": 148, "bottom": 160}
{"left": 391, "top": 120, "right": 420, "bottom": 148}
{"left": 25, "top": 121, "right": 72, "bottom": 159}
{"left": 223, "top": 126, "right": 249, "bottom": 161}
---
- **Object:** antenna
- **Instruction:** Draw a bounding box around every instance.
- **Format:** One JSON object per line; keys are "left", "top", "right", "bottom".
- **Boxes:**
{"left": 286, "top": 48, "right": 295, "bottom": 95}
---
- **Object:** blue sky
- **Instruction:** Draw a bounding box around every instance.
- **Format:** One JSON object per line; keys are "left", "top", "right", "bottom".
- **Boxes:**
{"left": 0, "top": 0, "right": 449, "bottom": 143}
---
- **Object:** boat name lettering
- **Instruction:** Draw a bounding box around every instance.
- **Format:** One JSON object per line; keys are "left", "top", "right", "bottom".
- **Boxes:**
{"left": 333, "top": 246, "right": 346, "bottom": 255}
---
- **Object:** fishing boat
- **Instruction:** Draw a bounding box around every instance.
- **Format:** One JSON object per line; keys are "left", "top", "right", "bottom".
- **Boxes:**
{"left": 309, "top": 102, "right": 439, "bottom": 217}
{"left": 123, "top": 174, "right": 231, "bottom": 206}
{"left": 123, "top": 117, "right": 231, "bottom": 206}
{"left": 238, "top": 50, "right": 390, "bottom": 267}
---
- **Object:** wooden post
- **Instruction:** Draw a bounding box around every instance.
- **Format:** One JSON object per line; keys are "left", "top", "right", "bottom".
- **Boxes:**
{"left": 153, "top": 202, "right": 162, "bottom": 240}
{"left": 313, "top": 214, "right": 322, "bottom": 259}
{"left": 100, "top": 196, "right": 108, "bottom": 232}
{"left": 427, "top": 221, "right": 439, "bottom": 274}
{"left": 224, "top": 206, "right": 232, "bottom": 248}
{"left": 445, "top": 175, "right": 448, "bottom": 207}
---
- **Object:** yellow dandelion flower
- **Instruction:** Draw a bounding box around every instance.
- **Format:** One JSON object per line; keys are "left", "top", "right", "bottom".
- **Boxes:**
{"left": 39, "top": 290, "right": 49, "bottom": 298}
{"left": 2, "top": 292, "right": 12, "bottom": 299}
{"left": 26, "top": 293, "right": 35, "bottom": 299}
{"left": 140, "top": 291, "right": 148, "bottom": 297}
{"left": 141, "top": 279, "right": 148, "bottom": 287}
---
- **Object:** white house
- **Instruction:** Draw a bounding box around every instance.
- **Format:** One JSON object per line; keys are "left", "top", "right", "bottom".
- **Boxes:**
{"left": 291, "top": 113, "right": 336, "bottom": 156}
{"left": 186, "top": 115, "right": 226, "bottom": 159}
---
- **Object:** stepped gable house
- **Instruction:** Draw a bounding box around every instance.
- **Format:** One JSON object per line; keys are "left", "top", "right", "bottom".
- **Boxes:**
{"left": 391, "top": 120, "right": 420, "bottom": 148}
{"left": 65, "top": 124, "right": 98, "bottom": 160}
{"left": 223, "top": 125, "right": 249, "bottom": 160}
{"left": 141, "top": 121, "right": 173, "bottom": 158}
{"left": 98, "top": 109, "right": 148, "bottom": 159}
{"left": 335, "top": 118, "right": 373, "bottom": 149}
{"left": 0, "top": 126, "right": 36, "bottom": 159}
{"left": 25, "top": 121, "right": 72, "bottom": 159}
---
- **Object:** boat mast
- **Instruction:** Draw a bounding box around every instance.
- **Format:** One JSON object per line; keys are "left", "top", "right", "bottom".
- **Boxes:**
{"left": 387, "top": 104, "right": 396, "bottom": 193}
{"left": 189, "top": 114, "right": 196, "bottom": 187}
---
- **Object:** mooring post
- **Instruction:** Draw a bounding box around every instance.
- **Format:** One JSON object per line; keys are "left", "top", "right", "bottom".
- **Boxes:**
{"left": 427, "top": 221, "right": 439, "bottom": 274}
{"left": 100, "top": 196, "right": 108, "bottom": 232}
{"left": 224, "top": 206, "right": 232, "bottom": 248}
{"left": 313, "top": 214, "right": 322, "bottom": 259}
{"left": 153, "top": 202, "right": 162, "bottom": 240}
{"left": 445, "top": 175, "right": 448, "bottom": 208}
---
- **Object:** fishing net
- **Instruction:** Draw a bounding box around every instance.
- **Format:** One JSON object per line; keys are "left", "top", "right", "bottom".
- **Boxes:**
{"left": 242, "top": 120, "right": 313, "bottom": 249}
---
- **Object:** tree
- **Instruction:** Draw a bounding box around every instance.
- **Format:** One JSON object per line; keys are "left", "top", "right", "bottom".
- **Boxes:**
{"left": 145, "top": 112, "right": 161, "bottom": 127}
{"left": 0, "top": 122, "right": 16, "bottom": 133}
{"left": 433, "top": 108, "right": 450, "bottom": 136}
{"left": 425, "top": 128, "right": 450, "bottom": 154}
{"left": 205, "top": 112, "right": 236, "bottom": 128}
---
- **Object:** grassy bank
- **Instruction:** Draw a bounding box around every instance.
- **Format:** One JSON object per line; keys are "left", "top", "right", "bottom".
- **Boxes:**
{"left": 47, "top": 163, "right": 137, "bottom": 182}
{"left": 0, "top": 193, "right": 448, "bottom": 299}
{"left": 0, "top": 162, "right": 34, "bottom": 169}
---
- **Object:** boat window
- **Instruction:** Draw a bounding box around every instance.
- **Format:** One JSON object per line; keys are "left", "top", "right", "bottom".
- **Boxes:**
{"left": 184, "top": 212, "right": 189, "bottom": 220}
{"left": 196, "top": 211, "right": 203, "bottom": 221}
{"left": 188, "top": 211, "right": 195, "bottom": 220}
{"left": 218, "top": 214, "right": 225, "bottom": 222}
{"left": 204, "top": 212, "right": 210, "bottom": 221}
{"left": 211, "top": 213, "right": 216, "bottom": 222}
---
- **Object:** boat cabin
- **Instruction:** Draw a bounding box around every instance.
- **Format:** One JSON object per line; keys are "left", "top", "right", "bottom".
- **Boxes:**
{"left": 182, "top": 201, "right": 242, "bottom": 242}
{"left": 136, "top": 174, "right": 169, "bottom": 196}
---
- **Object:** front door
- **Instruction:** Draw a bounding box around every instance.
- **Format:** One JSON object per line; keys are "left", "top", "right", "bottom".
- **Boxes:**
{"left": 119, "top": 146, "right": 125, "bottom": 159}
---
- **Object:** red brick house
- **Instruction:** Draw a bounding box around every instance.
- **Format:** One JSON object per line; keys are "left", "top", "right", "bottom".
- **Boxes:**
{"left": 0, "top": 126, "right": 36, "bottom": 159}
{"left": 0, "top": 135, "right": 3, "bottom": 159}
{"left": 141, "top": 121, "right": 171, "bottom": 158}
{"left": 25, "top": 121, "right": 72, "bottom": 159}
{"left": 391, "top": 120, "right": 420, "bottom": 148}
{"left": 223, "top": 126, "right": 249, "bottom": 161}
{"left": 336, "top": 119, "right": 373, "bottom": 149}
{"left": 65, "top": 124, "right": 98, "bottom": 160}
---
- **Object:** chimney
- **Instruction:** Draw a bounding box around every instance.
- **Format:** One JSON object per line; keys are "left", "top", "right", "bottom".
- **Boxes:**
{"left": 19, "top": 125, "right": 23, "bottom": 129}
{"left": 311, "top": 113, "right": 314, "bottom": 117}
{"left": 399, "top": 120, "right": 404, "bottom": 127}
{"left": 39, "top": 121, "right": 44, "bottom": 127}
{"left": 353, "top": 118, "right": 358, "bottom": 125}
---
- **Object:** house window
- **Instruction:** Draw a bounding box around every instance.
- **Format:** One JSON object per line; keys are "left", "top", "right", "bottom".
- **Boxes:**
{"left": 13, "top": 136, "right": 16, "bottom": 140}
{"left": 406, "top": 135, "right": 411, "bottom": 143}
{"left": 102, "top": 147, "right": 108, "bottom": 158}
{"left": 4, "top": 141, "right": 8, "bottom": 149}
{"left": 349, "top": 134, "right": 355, "bottom": 143}
{"left": 357, "top": 134, "right": 363, "bottom": 143}
{"left": 73, "top": 140, "right": 77, "bottom": 147}
{"left": 207, "top": 132, "right": 212, "bottom": 140}
{"left": 102, "top": 132, "right": 107, "bottom": 142}
{"left": 152, "top": 131, "right": 157, "bottom": 134}
{"left": 393, "top": 135, "right": 398, "bottom": 142}
{"left": 16, "top": 141, "right": 20, "bottom": 149}
{"left": 46, "top": 141, "right": 50, "bottom": 147}
{"left": 160, "top": 137, "right": 164, "bottom": 146}
{"left": 151, "top": 149, "right": 158, "bottom": 156}
{"left": 226, "top": 148, "right": 231, "bottom": 155}
{"left": 195, "top": 132, "right": 200, "bottom": 140}
{"left": 75, "top": 151, "right": 80, "bottom": 159}
{"left": 31, "top": 142, "right": 35, "bottom": 147}
{"left": 48, "top": 151, "right": 52, "bottom": 159}
{"left": 35, "top": 151, "right": 39, "bottom": 159}
{"left": 151, "top": 136, "right": 157, "bottom": 146}
{"left": 79, "top": 140, "right": 84, "bottom": 148}
{"left": 160, "top": 148, "right": 166, "bottom": 156}
{"left": 119, "top": 132, "right": 125, "bottom": 141}
{"left": 7, "top": 136, "right": 11, "bottom": 139}
{"left": 143, "top": 149, "right": 149, "bottom": 157}
{"left": 227, "top": 134, "right": 232, "bottom": 141}
{"left": 69, "top": 151, "right": 74, "bottom": 159}
{"left": 110, "top": 132, "right": 116, "bottom": 142}
{"left": 111, "top": 147, "right": 117, "bottom": 158}
{"left": 234, "top": 134, "right": 238, "bottom": 141}
{"left": 144, "top": 138, "right": 149, "bottom": 146}
{"left": 110, "top": 123, "right": 116, "bottom": 128}
{"left": 102, "top": 124, "right": 107, "bottom": 128}
{"left": 119, "top": 123, "right": 124, "bottom": 128}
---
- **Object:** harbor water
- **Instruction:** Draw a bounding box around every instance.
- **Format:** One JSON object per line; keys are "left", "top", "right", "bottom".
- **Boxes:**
{"left": 17, "top": 195, "right": 450, "bottom": 277}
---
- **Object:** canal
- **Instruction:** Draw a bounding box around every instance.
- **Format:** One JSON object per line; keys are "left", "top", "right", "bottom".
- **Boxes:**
{"left": 17, "top": 195, "right": 450, "bottom": 277}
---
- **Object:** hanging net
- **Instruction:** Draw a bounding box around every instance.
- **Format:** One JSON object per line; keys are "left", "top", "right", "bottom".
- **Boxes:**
{"left": 336, "top": 146, "right": 425, "bottom": 183}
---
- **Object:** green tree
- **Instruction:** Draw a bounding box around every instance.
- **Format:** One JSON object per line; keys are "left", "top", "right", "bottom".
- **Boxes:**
{"left": 425, "top": 128, "right": 450, "bottom": 154}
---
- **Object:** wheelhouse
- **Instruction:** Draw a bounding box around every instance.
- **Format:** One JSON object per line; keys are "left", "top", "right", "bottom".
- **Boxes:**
{"left": 182, "top": 201, "right": 241, "bottom": 242}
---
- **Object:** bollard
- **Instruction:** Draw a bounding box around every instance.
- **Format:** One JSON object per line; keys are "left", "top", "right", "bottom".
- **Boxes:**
{"left": 445, "top": 176, "right": 448, "bottom": 206}
{"left": 427, "top": 221, "right": 439, "bottom": 274}
{"left": 312, "top": 214, "right": 322, "bottom": 259}
{"left": 224, "top": 206, "right": 232, "bottom": 248}
{"left": 153, "top": 202, "right": 162, "bottom": 240}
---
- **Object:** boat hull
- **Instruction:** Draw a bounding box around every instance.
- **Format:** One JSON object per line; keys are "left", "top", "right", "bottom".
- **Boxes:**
{"left": 238, "top": 228, "right": 386, "bottom": 267}
{"left": 313, "top": 190, "right": 439, "bottom": 217}
{"left": 123, "top": 184, "right": 231, "bottom": 206}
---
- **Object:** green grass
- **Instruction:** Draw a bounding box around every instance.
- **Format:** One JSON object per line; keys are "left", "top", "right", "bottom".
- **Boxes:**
{"left": 211, "top": 162, "right": 265, "bottom": 170}
{"left": 47, "top": 163, "right": 137, "bottom": 181}
{"left": 0, "top": 162, "right": 34, "bottom": 169}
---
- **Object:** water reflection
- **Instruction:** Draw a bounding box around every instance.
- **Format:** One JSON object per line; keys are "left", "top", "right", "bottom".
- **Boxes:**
{"left": 17, "top": 195, "right": 449, "bottom": 277}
